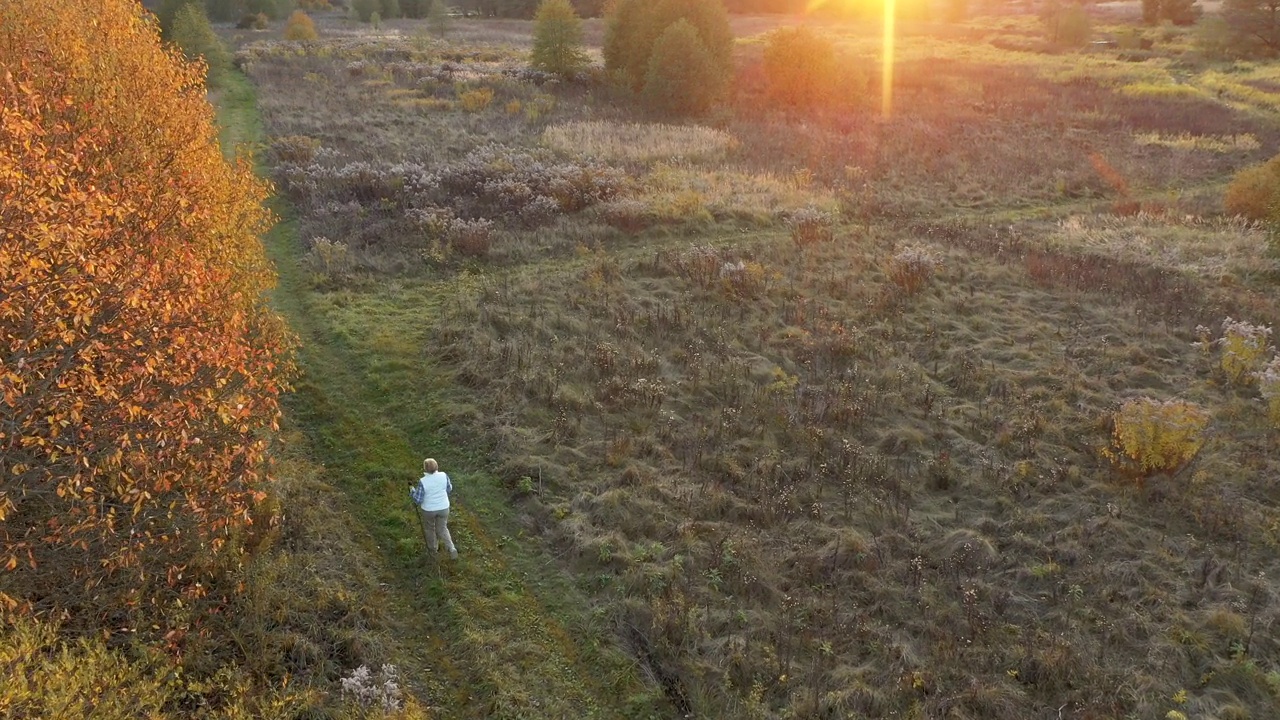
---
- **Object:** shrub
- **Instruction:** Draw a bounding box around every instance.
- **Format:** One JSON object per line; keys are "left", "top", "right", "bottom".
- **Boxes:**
{"left": 170, "top": 3, "right": 231, "bottom": 84}
{"left": 531, "top": 0, "right": 589, "bottom": 78}
{"left": 459, "top": 86, "right": 495, "bottom": 112}
{"left": 339, "top": 664, "right": 403, "bottom": 712}
{"left": 1224, "top": 155, "right": 1280, "bottom": 220}
{"left": 1196, "top": 17, "right": 1239, "bottom": 60}
{"left": 447, "top": 218, "right": 496, "bottom": 257}
{"left": 1161, "top": 0, "right": 1203, "bottom": 25}
{"left": 1260, "top": 357, "right": 1280, "bottom": 427}
{"left": 354, "top": 0, "right": 379, "bottom": 21}
{"left": 1104, "top": 398, "right": 1210, "bottom": 477}
{"left": 642, "top": 20, "right": 726, "bottom": 117}
{"left": 1, "top": 0, "right": 290, "bottom": 626}
{"left": 762, "top": 27, "right": 840, "bottom": 109}
{"left": 886, "top": 244, "right": 941, "bottom": 294}
{"left": 1218, "top": 318, "right": 1274, "bottom": 384}
{"left": 788, "top": 207, "right": 835, "bottom": 247}
{"left": 270, "top": 134, "right": 322, "bottom": 164}
{"left": 601, "top": 198, "right": 653, "bottom": 233}
{"left": 1042, "top": 0, "right": 1091, "bottom": 47}
{"left": 283, "top": 10, "right": 319, "bottom": 40}
{"left": 236, "top": 12, "right": 269, "bottom": 28}
{"left": 1058, "top": 3, "right": 1092, "bottom": 46}
{"left": 306, "top": 237, "right": 355, "bottom": 283}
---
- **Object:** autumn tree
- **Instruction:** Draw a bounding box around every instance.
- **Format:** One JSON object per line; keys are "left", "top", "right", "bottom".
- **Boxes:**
{"left": 530, "top": 0, "right": 589, "bottom": 77}
{"left": 1225, "top": 0, "right": 1280, "bottom": 56}
{"left": 284, "top": 9, "right": 320, "bottom": 40}
{"left": 762, "top": 26, "right": 840, "bottom": 109}
{"left": 0, "top": 0, "right": 292, "bottom": 629}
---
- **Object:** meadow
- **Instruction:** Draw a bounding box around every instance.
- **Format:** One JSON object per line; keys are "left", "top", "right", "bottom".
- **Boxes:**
{"left": 231, "top": 7, "right": 1280, "bottom": 718}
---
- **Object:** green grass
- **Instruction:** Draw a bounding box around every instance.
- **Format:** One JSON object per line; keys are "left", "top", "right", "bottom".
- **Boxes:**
{"left": 220, "top": 17, "right": 1280, "bottom": 719}
{"left": 214, "top": 69, "right": 668, "bottom": 718}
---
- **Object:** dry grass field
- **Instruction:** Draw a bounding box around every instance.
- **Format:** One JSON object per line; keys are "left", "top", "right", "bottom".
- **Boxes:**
{"left": 231, "top": 8, "right": 1280, "bottom": 719}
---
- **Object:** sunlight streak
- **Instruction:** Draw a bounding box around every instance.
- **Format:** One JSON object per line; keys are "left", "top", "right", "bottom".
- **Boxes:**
{"left": 882, "top": 0, "right": 895, "bottom": 118}
{"left": 806, "top": 0, "right": 897, "bottom": 117}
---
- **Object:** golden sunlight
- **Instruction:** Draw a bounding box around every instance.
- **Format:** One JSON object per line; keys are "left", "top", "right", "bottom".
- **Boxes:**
{"left": 805, "top": 0, "right": 897, "bottom": 118}
{"left": 882, "top": 0, "right": 895, "bottom": 118}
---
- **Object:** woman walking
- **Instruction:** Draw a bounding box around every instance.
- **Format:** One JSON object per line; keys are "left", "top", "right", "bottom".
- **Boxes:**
{"left": 414, "top": 458, "right": 457, "bottom": 559}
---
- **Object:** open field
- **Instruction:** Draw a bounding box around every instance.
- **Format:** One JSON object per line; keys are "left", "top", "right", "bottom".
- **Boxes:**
{"left": 230, "top": 8, "right": 1280, "bottom": 719}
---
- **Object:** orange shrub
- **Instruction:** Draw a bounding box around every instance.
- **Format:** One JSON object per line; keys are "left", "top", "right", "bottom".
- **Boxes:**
{"left": 1224, "top": 154, "right": 1280, "bottom": 220}
{"left": 762, "top": 27, "right": 840, "bottom": 109}
{"left": 283, "top": 10, "right": 319, "bottom": 41}
{"left": 0, "top": 0, "right": 293, "bottom": 623}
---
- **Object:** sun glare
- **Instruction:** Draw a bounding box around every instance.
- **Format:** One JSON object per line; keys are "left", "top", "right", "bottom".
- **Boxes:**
{"left": 882, "top": 0, "right": 895, "bottom": 118}
{"left": 805, "top": 0, "right": 897, "bottom": 118}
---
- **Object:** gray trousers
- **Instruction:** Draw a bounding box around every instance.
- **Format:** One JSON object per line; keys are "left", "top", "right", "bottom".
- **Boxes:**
{"left": 419, "top": 508, "right": 456, "bottom": 554}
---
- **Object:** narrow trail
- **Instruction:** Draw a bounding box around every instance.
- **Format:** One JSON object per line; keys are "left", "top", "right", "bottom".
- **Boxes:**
{"left": 214, "top": 70, "right": 664, "bottom": 719}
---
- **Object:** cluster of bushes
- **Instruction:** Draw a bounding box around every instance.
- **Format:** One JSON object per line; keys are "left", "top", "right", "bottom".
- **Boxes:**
{"left": 1109, "top": 317, "right": 1278, "bottom": 482}
{"left": 604, "top": 0, "right": 733, "bottom": 116}
{"left": 276, "top": 145, "right": 626, "bottom": 263}
{"left": 1225, "top": 152, "right": 1280, "bottom": 221}
{"left": 432, "top": 144, "right": 627, "bottom": 221}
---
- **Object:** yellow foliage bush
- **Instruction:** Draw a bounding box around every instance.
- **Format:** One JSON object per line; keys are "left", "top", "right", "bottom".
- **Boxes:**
{"left": 1104, "top": 397, "right": 1210, "bottom": 477}
{"left": 459, "top": 86, "right": 495, "bottom": 112}
{"left": 284, "top": 10, "right": 319, "bottom": 41}
{"left": 1218, "top": 318, "right": 1273, "bottom": 384}
{"left": 0, "top": 614, "right": 307, "bottom": 719}
{"left": 1261, "top": 357, "right": 1280, "bottom": 427}
{"left": 1224, "top": 154, "right": 1280, "bottom": 220}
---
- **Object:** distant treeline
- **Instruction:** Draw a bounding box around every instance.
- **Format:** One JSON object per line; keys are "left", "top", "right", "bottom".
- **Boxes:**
{"left": 183, "top": 0, "right": 864, "bottom": 21}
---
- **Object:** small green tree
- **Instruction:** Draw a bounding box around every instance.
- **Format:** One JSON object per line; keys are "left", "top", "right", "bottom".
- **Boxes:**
{"left": 354, "top": 0, "right": 379, "bottom": 20}
{"left": 605, "top": 0, "right": 732, "bottom": 92}
{"left": 156, "top": 0, "right": 199, "bottom": 36}
{"left": 427, "top": 0, "right": 450, "bottom": 35}
{"left": 1043, "top": 0, "right": 1091, "bottom": 46}
{"left": 762, "top": 27, "right": 839, "bottom": 109}
{"left": 170, "top": 3, "right": 231, "bottom": 84}
{"left": 642, "top": 19, "right": 725, "bottom": 116}
{"left": 531, "top": 0, "right": 588, "bottom": 77}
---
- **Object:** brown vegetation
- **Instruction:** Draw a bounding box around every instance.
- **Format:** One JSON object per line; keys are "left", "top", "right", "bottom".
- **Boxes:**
{"left": 102, "top": 6, "right": 1280, "bottom": 718}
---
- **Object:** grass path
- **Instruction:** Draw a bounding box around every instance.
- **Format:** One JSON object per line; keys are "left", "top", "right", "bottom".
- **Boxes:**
{"left": 213, "top": 70, "right": 667, "bottom": 719}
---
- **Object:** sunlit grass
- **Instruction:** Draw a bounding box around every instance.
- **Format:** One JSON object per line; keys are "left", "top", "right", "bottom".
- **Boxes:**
{"left": 638, "top": 164, "right": 839, "bottom": 222}
{"left": 544, "top": 121, "right": 737, "bottom": 164}
{"left": 1133, "top": 132, "right": 1260, "bottom": 153}
{"left": 1118, "top": 82, "right": 1210, "bottom": 100}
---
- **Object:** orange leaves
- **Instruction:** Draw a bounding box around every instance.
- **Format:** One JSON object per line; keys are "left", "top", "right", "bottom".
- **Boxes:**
{"left": 1, "top": 0, "right": 293, "bottom": 626}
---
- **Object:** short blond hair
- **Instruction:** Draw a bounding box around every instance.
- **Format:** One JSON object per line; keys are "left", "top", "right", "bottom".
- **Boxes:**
{"left": 423, "top": 458, "right": 438, "bottom": 473}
